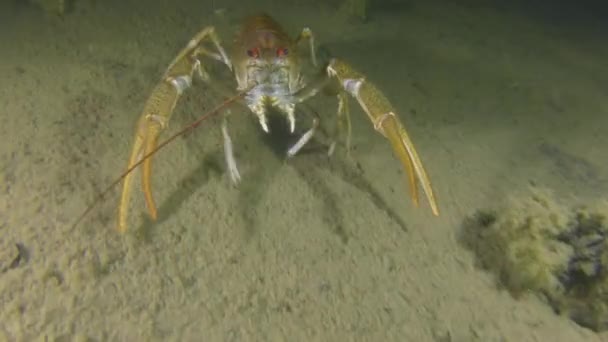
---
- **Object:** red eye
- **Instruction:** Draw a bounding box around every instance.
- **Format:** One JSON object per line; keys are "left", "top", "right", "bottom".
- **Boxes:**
{"left": 276, "top": 48, "right": 288, "bottom": 57}
{"left": 247, "top": 47, "right": 260, "bottom": 58}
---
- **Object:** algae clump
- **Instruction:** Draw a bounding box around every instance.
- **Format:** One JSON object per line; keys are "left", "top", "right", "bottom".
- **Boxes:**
{"left": 461, "top": 188, "right": 608, "bottom": 332}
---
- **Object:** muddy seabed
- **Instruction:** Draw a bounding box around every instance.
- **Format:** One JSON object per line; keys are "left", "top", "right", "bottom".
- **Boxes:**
{"left": 0, "top": 0, "right": 606, "bottom": 340}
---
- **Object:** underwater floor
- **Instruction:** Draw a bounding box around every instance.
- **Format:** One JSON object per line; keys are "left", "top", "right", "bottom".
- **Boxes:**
{"left": 0, "top": 0, "right": 606, "bottom": 340}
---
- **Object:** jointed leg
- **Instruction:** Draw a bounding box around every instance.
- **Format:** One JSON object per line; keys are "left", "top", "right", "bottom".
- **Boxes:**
{"left": 288, "top": 67, "right": 352, "bottom": 158}
{"left": 325, "top": 58, "right": 440, "bottom": 216}
{"left": 167, "top": 27, "right": 231, "bottom": 73}
{"left": 118, "top": 77, "right": 180, "bottom": 233}
{"left": 287, "top": 110, "right": 320, "bottom": 158}
{"left": 118, "top": 26, "right": 232, "bottom": 233}
{"left": 221, "top": 111, "right": 241, "bottom": 185}
{"left": 295, "top": 27, "right": 318, "bottom": 67}
{"left": 328, "top": 92, "right": 353, "bottom": 157}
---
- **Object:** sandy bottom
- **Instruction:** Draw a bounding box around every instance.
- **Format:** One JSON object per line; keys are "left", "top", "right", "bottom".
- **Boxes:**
{"left": 0, "top": 0, "right": 607, "bottom": 340}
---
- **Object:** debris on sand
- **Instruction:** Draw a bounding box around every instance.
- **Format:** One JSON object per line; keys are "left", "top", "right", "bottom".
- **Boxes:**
{"left": 461, "top": 188, "right": 608, "bottom": 332}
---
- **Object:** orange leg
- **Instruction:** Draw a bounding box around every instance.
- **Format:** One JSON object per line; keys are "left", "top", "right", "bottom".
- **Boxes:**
{"left": 117, "top": 26, "right": 230, "bottom": 233}
{"left": 326, "top": 58, "right": 439, "bottom": 216}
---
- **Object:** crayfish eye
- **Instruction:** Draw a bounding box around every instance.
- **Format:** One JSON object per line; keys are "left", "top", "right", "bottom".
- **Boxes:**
{"left": 247, "top": 47, "right": 260, "bottom": 58}
{"left": 276, "top": 48, "right": 288, "bottom": 57}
